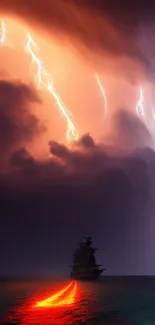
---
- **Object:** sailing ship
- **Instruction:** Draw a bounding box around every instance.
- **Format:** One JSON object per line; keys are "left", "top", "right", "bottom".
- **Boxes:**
{"left": 71, "top": 237, "right": 105, "bottom": 280}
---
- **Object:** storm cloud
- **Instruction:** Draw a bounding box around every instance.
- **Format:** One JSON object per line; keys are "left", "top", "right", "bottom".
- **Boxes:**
{"left": 0, "top": 82, "right": 154, "bottom": 274}
{"left": 1, "top": 0, "right": 155, "bottom": 77}
{"left": 0, "top": 79, "right": 44, "bottom": 167}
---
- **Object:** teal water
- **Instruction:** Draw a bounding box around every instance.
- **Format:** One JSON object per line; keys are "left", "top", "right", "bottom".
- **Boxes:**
{"left": 0, "top": 277, "right": 155, "bottom": 325}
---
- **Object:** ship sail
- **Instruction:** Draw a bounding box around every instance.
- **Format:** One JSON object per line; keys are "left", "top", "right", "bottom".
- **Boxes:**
{"left": 71, "top": 237, "right": 105, "bottom": 280}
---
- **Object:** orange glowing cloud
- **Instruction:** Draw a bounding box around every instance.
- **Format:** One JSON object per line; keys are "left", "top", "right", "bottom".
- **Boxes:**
{"left": 0, "top": 19, "right": 79, "bottom": 143}
{"left": 0, "top": 14, "right": 153, "bottom": 159}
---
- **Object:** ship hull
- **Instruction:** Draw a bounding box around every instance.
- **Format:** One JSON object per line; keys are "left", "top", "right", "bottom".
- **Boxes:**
{"left": 70, "top": 237, "right": 105, "bottom": 281}
{"left": 71, "top": 269, "right": 105, "bottom": 281}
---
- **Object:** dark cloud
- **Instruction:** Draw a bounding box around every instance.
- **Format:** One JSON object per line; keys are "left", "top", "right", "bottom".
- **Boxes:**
{"left": 49, "top": 141, "right": 71, "bottom": 161}
{"left": 0, "top": 80, "right": 44, "bottom": 162}
{"left": 10, "top": 148, "right": 36, "bottom": 169}
{"left": 109, "top": 109, "right": 153, "bottom": 150}
{"left": 78, "top": 133, "right": 95, "bottom": 148}
{"left": 80, "top": 0, "right": 155, "bottom": 23}
{"left": 5, "top": 109, "right": 153, "bottom": 185}
{"left": 0, "top": 101, "right": 151, "bottom": 194}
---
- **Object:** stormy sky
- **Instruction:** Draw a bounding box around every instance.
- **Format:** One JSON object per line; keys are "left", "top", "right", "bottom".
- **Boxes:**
{"left": 0, "top": 1, "right": 155, "bottom": 276}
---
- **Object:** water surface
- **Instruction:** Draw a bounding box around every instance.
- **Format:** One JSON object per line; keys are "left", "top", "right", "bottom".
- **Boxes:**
{"left": 1, "top": 276, "right": 155, "bottom": 324}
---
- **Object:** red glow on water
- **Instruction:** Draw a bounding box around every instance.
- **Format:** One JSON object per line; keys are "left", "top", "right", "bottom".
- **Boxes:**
{"left": 7, "top": 281, "right": 80, "bottom": 325}
{"left": 34, "top": 281, "right": 77, "bottom": 308}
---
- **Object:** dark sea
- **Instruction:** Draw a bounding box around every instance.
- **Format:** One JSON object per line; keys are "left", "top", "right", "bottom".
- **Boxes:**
{"left": 0, "top": 276, "right": 155, "bottom": 325}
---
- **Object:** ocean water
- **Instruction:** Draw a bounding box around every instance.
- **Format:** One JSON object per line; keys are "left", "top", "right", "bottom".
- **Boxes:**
{"left": 0, "top": 276, "right": 155, "bottom": 325}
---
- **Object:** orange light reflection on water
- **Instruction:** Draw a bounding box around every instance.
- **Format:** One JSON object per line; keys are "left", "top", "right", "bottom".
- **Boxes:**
{"left": 7, "top": 281, "right": 82, "bottom": 325}
{"left": 34, "top": 281, "right": 76, "bottom": 307}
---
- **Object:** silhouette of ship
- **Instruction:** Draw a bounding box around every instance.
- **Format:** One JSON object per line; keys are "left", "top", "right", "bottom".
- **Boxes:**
{"left": 71, "top": 237, "right": 105, "bottom": 280}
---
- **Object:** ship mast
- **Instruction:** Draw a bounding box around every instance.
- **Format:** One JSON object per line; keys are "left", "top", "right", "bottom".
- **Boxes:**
{"left": 71, "top": 237, "right": 105, "bottom": 280}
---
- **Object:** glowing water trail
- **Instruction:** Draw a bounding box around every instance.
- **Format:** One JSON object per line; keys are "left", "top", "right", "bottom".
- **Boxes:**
{"left": 34, "top": 281, "right": 75, "bottom": 307}
{"left": 95, "top": 73, "right": 107, "bottom": 118}
{"left": 136, "top": 87, "right": 145, "bottom": 119}
{"left": 51, "top": 282, "right": 77, "bottom": 306}
{"left": 25, "top": 34, "right": 79, "bottom": 143}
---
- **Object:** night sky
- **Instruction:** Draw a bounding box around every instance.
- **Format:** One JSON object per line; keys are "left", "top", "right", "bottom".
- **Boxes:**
{"left": 0, "top": 0, "right": 155, "bottom": 276}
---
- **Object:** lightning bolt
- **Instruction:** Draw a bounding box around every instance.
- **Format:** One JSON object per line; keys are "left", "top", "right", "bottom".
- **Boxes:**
{"left": 136, "top": 87, "right": 145, "bottom": 119}
{"left": 0, "top": 19, "right": 79, "bottom": 143}
{"left": 152, "top": 107, "right": 155, "bottom": 120}
{"left": 2, "top": 19, "right": 154, "bottom": 138}
{"left": 95, "top": 73, "right": 107, "bottom": 118}
{"left": 25, "top": 34, "right": 79, "bottom": 143}
{"left": 0, "top": 20, "right": 5, "bottom": 45}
